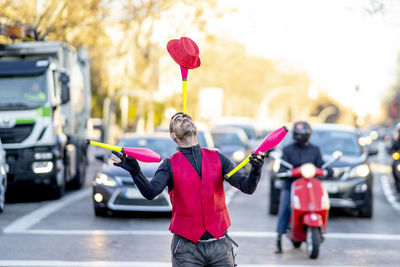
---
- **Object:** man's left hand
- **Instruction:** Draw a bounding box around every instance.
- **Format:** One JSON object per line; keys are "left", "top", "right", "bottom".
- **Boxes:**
{"left": 249, "top": 151, "right": 266, "bottom": 171}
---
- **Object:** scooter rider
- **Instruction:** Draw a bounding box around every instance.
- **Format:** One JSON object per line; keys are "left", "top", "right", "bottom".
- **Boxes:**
{"left": 112, "top": 112, "right": 266, "bottom": 267}
{"left": 274, "top": 120, "right": 332, "bottom": 254}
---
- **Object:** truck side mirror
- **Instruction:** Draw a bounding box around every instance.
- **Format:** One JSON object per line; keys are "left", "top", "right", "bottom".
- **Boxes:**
{"left": 60, "top": 72, "right": 70, "bottom": 104}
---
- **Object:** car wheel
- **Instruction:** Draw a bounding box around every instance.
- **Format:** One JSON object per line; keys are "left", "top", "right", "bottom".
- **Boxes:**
{"left": 94, "top": 206, "right": 109, "bottom": 217}
{"left": 269, "top": 178, "right": 279, "bottom": 215}
{"left": 359, "top": 192, "right": 373, "bottom": 218}
{"left": 392, "top": 160, "right": 400, "bottom": 192}
{"left": 0, "top": 177, "right": 6, "bottom": 212}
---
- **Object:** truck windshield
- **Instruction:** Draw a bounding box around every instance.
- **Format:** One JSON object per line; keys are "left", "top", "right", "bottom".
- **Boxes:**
{"left": 0, "top": 74, "right": 47, "bottom": 110}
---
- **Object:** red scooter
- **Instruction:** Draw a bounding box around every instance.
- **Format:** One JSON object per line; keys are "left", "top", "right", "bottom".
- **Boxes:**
{"left": 275, "top": 151, "right": 342, "bottom": 259}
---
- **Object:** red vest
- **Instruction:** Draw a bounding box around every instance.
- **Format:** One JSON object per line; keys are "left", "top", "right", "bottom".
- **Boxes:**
{"left": 168, "top": 148, "right": 231, "bottom": 243}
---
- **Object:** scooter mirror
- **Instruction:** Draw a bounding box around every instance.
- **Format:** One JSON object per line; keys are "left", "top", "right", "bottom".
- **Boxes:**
{"left": 332, "top": 151, "right": 343, "bottom": 160}
{"left": 269, "top": 150, "right": 282, "bottom": 160}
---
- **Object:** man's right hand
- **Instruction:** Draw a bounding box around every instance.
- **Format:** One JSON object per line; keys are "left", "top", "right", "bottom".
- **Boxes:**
{"left": 112, "top": 151, "right": 141, "bottom": 175}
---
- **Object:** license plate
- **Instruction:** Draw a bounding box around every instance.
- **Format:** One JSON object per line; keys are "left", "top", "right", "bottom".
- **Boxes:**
{"left": 322, "top": 182, "right": 338, "bottom": 193}
{"left": 124, "top": 188, "right": 144, "bottom": 199}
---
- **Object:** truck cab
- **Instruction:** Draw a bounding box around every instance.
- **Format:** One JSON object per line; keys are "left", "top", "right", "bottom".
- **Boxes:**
{"left": 0, "top": 42, "right": 91, "bottom": 198}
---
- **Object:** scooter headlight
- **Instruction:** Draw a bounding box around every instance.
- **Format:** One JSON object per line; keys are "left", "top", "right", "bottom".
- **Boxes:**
{"left": 273, "top": 159, "right": 281, "bottom": 173}
{"left": 300, "top": 163, "right": 316, "bottom": 178}
{"left": 348, "top": 164, "right": 370, "bottom": 178}
{"left": 392, "top": 152, "right": 400, "bottom": 161}
{"left": 232, "top": 151, "right": 245, "bottom": 163}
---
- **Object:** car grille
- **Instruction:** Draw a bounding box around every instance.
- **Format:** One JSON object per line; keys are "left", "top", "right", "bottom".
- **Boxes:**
{"left": 0, "top": 123, "right": 35, "bottom": 144}
{"left": 330, "top": 167, "right": 351, "bottom": 179}
{"left": 328, "top": 193, "right": 342, "bottom": 198}
{"left": 114, "top": 193, "right": 169, "bottom": 206}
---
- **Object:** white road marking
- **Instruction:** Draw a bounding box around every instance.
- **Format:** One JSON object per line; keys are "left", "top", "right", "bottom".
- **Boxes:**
{"left": 0, "top": 261, "right": 360, "bottom": 267}
{"left": 3, "top": 186, "right": 238, "bottom": 234}
{"left": 6, "top": 229, "right": 400, "bottom": 241}
{"left": 3, "top": 188, "right": 91, "bottom": 233}
{"left": 380, "top": 174, "right": 400, "bottom": 212}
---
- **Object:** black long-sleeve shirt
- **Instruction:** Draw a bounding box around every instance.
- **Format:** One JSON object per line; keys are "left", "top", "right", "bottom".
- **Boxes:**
{"left": 130, "top": 144, "right": 262, "bottom": 200}
{"left": 279, "top": 142, "right": 325, "bottom": 190}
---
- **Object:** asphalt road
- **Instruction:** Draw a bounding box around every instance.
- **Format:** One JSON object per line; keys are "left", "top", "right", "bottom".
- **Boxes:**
{"left": 0, "top": 145, "right": 399, "bottom": 266}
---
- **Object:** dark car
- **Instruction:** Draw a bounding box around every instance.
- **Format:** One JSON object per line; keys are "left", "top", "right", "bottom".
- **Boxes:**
{"left": 211, "top": 127, "right": 252, "bottom": 175}
{"left": 92, "top": 133, "right": 177, "bottom": 216}
{"left": 268, "top": 123, "right": 375, "bottom": 218}
{"left": 155, "top": 122, "right": 215, "bottom": 150}
{"left": 210, "top": 117, "right": 258, "bottom": 149}
{"left": 0, "top": 138, "right": 7, "bottom": 212}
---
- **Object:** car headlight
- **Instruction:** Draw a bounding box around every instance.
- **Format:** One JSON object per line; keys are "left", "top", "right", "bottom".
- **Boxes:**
{"left": 232, "top": 151, "right": 245, "bottom": 162}
{"left": 348, "top": 164, "right": 370, "bottom": 178}
{"left": 93, "top": 173, "right": 117, "bottom": 187}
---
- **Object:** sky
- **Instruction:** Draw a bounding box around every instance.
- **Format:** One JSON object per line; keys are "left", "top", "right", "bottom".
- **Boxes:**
{"left": 208, "top": 0, "right": 400, "bottom": 118}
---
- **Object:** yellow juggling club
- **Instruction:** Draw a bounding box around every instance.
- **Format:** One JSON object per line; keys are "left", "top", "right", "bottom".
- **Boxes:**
{"left": 225, "top": 126, "right": 288, "bottom": 178}
{"left": 167, "top": 37, "right": 201, "bottom": 114}
{"left": 86, "top": 139, "right": 161, "bottom": 162}
{"left": 181, "top": 66, "right": 188, "bottom": 114}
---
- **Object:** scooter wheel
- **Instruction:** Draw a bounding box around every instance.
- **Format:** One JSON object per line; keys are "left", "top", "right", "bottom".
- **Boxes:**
{"left": 291, "top": 240, "right": 302, "bottom": 248}
{"left": 306, "top": 227, "right": 320, "bottom": 259}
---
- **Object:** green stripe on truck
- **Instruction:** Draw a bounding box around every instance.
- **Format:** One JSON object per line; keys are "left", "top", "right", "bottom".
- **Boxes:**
{"left": 16, "top": 118, "right": 35, "bottom": 124}
{"left": 36, "top": 107, "right": 51, "bottom": 117}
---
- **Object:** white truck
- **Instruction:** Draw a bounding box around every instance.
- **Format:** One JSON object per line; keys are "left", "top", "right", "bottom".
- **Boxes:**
{"left": 0, "top": 41, "right": 91, "bottom": 198}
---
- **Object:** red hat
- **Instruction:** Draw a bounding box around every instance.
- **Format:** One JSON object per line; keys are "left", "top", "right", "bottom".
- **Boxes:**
{"left": 167, "top": 37, "right": 201, "bottom": 69}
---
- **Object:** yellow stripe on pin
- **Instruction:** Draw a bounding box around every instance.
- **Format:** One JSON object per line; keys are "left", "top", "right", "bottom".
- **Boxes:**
{"left": 87, "top": 140, "right": 122, "bottom": 152}
{"left": 182, "top": 80, "right": 187, "bottom": 114}
{"left": 226, "top": 156, "right": 251, "bottom": 178}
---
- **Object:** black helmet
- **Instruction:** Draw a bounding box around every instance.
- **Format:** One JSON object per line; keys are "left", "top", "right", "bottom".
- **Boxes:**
{"left": 292, "top": 121, "right": 312, "bottom": 145}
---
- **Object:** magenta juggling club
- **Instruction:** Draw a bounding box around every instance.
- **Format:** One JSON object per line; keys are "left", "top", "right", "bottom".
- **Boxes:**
{"left": 226, "top": 126, "right": 288, "bottom": 178}
{"left": 86, "top": 139, "right": 161, "bottom": 163}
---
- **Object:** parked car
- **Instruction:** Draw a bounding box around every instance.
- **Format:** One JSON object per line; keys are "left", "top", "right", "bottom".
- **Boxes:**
{"left": 211, "top": 127, "right": 252, "bottom": 175}
{"left": 268, "top": 123, "right": 375, "bottom": 218}
{"left": 92, "top": 133, "right": 177, "bottom": 216}
{"left": 154, "top": 122, "right": 215, "bottom": 149}
{"left": 210, "top": 117, "right": 258, "bottom": 149}
{"left": 0, "top": 138, "right": 7, "bottom": 212}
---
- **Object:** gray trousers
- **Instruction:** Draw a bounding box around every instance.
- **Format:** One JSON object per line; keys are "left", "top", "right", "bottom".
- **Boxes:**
{"left": 171, "top": 234, "right": 237, "bottom": 267}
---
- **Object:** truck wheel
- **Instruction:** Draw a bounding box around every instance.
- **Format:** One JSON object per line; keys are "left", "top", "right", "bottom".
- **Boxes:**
{"left": 69, "top": 143, "right": 87, "bottom": 189}
{"left": 306, "top": 227, "right": 320, "bottom": 259}
{"left": 52, "top": 179, "right": 65, "bottom": 199}
{"left": 0, "top": 177, "right": 6, "bottom": 212}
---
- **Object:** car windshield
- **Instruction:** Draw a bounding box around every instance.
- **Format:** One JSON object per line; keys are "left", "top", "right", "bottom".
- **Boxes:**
{"left": 118, "top": 137, "right": 177, "bottom": 159}
{"left": 0, "top": 74, "right": 47, "bottom": 110}
{"left": 310, "top": 130, "right": 362, "bottom": 156}
{"left": 279, "top": 128, "right": 362, "bottom": 157}
{"left": 197, "top": 131, "right": 214, "bottom": 148}
{"left": 212, "top": 132, "right": 243, "bottom": 146}
{"left": 224, "top": 124, "right": 257, "bottom": 140}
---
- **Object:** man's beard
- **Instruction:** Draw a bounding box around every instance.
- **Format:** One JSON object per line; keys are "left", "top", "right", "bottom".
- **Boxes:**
{"left": 175, "top": 122, "right": 197, "bottom": 139}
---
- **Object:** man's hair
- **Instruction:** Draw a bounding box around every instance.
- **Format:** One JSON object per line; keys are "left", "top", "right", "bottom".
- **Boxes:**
{"left": 169, "top": 112, "right": 193, "bottom": 133}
